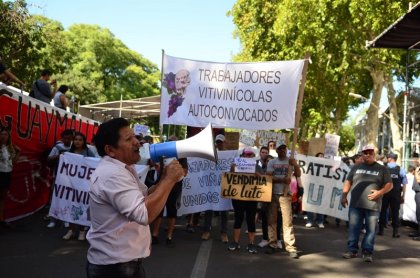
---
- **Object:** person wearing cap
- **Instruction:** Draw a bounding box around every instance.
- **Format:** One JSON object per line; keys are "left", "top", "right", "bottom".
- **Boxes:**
{"left": 227, "top": 147, "right": 258, "bottom": 254}
{"left": 378, "top": 152, "right": 407, "bottom": 238}
{"left": 265, "top": 143, "right": 301, "bottom": 259}
{"left": 341, "top": 144, "right": 392, "bottom": 263}
{"left": 201, "top": 133, "right": 229, "bottom": 243}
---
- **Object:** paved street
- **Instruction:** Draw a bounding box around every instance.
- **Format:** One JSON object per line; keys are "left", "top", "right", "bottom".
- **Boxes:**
{"left": 1, "top": 209, "right": 420, "bottom": 278}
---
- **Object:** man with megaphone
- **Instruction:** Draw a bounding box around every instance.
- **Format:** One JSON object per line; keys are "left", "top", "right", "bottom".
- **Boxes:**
{"left": 86, "top": 118, "right": 185, "bottom": 278}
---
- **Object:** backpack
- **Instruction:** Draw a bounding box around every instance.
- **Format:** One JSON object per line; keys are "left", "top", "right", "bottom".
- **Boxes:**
{"left": 29, "top": 80, "right": 40, "bottom": 98}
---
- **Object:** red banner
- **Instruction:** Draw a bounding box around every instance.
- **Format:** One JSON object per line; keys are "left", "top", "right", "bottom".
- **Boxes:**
{"left": 0, "top": 86, "right": 99, "bottom": 221}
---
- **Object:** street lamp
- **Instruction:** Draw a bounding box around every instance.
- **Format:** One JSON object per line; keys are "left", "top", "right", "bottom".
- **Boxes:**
{"left": 348, "top": 93, "right": 402, "bottom": 128}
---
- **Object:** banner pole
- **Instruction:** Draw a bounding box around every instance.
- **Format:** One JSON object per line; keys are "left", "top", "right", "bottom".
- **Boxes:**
{"left": 285, "top": 53, "right": 310, "bottom": 192}
{"left": 159, "top": 49, "right": 165, "bottom": 142}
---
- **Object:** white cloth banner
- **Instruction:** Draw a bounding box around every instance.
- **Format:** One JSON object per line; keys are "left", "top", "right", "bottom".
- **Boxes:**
{"left": 178, "top": 150, "right": 236, "bottom": 215}
{"left": 49, "top": 153, "right": 148, "bottom": 226}
{"left": 401, "top": 173, "right": 418, "bottom": 223}
{"left": 160, "top": 54, "right": 305, "bottom": 129}
{"left": 297, "top": 154, "right": 351, "bottom": 221}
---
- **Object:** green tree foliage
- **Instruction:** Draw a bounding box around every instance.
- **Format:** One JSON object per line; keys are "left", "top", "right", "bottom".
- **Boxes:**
{"left": 1, "top": 0, "right": 160, "bottom": 107}
{"left": 229, "top": 0, "right": 411, "bottom": 144}
{"left": 0, "top": 0, "right": 44, "bottom": 86}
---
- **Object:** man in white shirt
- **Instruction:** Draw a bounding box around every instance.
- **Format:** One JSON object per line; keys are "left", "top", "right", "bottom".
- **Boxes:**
{"left": 86, "top": 118, "right": 184, "bottom": 278}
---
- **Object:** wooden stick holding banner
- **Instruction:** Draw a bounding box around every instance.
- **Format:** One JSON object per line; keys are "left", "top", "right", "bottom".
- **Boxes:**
{"left": 284, "top": 53, "right": 311, "bottom": 195}
{"left": 159, "top": 49, "right": 166, "bottom": 142}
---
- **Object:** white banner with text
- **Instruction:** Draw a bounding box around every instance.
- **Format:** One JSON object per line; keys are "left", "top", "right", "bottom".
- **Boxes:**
{"left": 297, "top": 154, "right": 350, "bottom": 221}
{"left": 49, "top": 153, "right": 148, "bottom": 226}
{"left": 160, "top": 54, "right": 305, "bottom": 129}
{"left": 178, "top": 150, "right": 237, "bottom": 215}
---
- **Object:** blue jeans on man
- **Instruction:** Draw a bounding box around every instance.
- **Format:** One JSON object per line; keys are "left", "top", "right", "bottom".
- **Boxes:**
{"left": 347, "top": 207, "right": 379, "bottom": 254}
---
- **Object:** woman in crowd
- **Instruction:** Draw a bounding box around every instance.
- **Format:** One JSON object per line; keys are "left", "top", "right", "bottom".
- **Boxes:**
{"left": 62, "top": 132, "right": 97, "bottom": 240}
{"left": 228, "top": 147, "right": 258, "bottom": 254}
{"left": 0, "top": 127, "right": 20, "bottom": 228}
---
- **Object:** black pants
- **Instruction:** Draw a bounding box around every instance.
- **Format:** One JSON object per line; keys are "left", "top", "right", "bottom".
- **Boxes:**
{"left": 379, "top": 192, "right": 401, "bottom": 228}
{"left": 232, "top": 200, "right": 257, "bottom": 232}
{"left": 86, "top": 260, "right": 145, "bottom": 278}
{"left": 415, "top": 193, "right": 420, "bottom": 227}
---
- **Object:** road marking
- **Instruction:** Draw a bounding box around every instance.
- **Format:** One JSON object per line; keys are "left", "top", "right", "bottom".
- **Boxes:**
{"left": 190, "top": 239, "right": 213, "bottom": 278}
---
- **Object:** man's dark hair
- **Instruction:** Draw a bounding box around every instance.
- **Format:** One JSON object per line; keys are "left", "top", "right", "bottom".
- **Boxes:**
{"left": 41, "top": 69, "right": 52, "bottom": 76}
{"left": 58, "top": 85, "right": 69, "bottom": 93}
{"left": 260, "top": 146, "right": 269, "bottom": 152}
{"left": 95, "top": 118, "right": 130, "bottom": 157}
{"left": 61, "top": 129, "right": 74, "bottom": 137}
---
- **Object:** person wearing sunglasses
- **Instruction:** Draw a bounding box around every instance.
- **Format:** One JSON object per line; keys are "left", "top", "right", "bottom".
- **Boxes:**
{"left": 341, "top": 144, "right": 392, "bottom": 263}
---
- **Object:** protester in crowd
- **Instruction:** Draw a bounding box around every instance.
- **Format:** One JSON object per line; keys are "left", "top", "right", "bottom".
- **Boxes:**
{"left": 407, "top": 165, "right": 420, "bottom": 240}
{"left": 306, "top": 152, "right": 326, "bottom": 228}
{"left": 86, "top": 118, "right": 184, "bottom": 278}
{"left": 265, "top": 143, "right": 301, "bottom": 259}
{"left": 255, "top": 146, "right": 282, "bottom": 249}
{"left": 143, "top": 135, "right": 153, "bottom": 144}
{"left": 378, "top": 153, "right": 407, "bottom": 238}
{"left": 267, "top": 140, "right": 277, "bottom": 158}
{"left": 341, "top": 144, "right": 392, "bottom": 263}
{"left": 46, "top": 129, "right": 74, "bottom": 228}
{"left": 201, "top": 134, "right": 229, "bottom": 243}
{"left": 0, "top": 58, "right": 25, "bottom": 87}
{"left": 62, "top": 132, "right": 97, "bottom": 241}
{"left": 228, "top": 147, "right": 258, "bottom": 254}
{"left": 0, "top": 127, "right": 20, "bottom": 229}
{"left": 87, "top": 135, "right": 99, "bottom": 158}
{"left": 150, "top": 158, "right": 188, "bottom": 247}
{"left": 352, "top": 152, "right": 364, "bottom": 168}
{"left": 53, "top": 85, "right": 69, "bottom": 110}
{"left": 32, "top": 69, "right": 57, "bottom": 103}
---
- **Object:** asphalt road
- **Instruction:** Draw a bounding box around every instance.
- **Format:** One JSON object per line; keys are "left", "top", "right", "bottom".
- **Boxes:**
{"left": 1, "top": 209, "right": 420, "bottom": 278}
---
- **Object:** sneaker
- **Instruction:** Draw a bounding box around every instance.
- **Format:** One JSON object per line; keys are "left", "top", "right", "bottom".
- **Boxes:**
{"left": 258, "top": 239, "right": 269, "bottom": 248}
{"left": 318, "top": 223, "right": 325, "bottom": 229}
{"left": 78, "top": 230, "right": 86, "bottom": 241}
{"left": 362, "top": 252, "right": 373, "bottom": 262}
{"left": 276, "top": 240, "right": 283, "bottom": 249}
{"left": 47, "top": 221, "right": 56, "bottom": 228}
{"left": 342, "top": 251, "right": 357, "bottom": 259}
{"left": 247, "top": 244, "right": 257, "bottom": 254}
{"left": 228, "top": 241, "right": 240, "bottom": 251}
{"left": 289, "top": 251, "right": 299, "bottom": 259}
{"left": 305, "top": 223, "right": 313, "bottom": 228}
{"left": 63, "top": 230, "right": 74, "bottom": 240}
{"left": 201, "top": 232, "right": 210, "bottom": 241}
{"left": 166, "top": 238, "right": 175, "bottom": 247}
{"left": 220, "top": 233, "right": 228, "bottom": 244}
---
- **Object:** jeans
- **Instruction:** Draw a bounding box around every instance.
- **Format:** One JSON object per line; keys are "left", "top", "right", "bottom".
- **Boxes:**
{"left": 306, "top": 212, "right": 324, "bottom": 225}
{"left": 347, "top": 207, "right": 379, "bottom": 254}
{"left": 86, "top": 260, "right": 145, "bottom": 278}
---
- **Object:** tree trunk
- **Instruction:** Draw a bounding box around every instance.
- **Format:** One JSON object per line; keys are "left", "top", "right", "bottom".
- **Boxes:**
{"left": 365, "top": 69, "right": 385, "bottom": 150}
{"left": 385, "top": 73, "right": 403, "bottom": 165}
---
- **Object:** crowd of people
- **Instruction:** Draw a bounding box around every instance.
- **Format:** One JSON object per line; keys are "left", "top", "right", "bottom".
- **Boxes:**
{"left": 0, "top": 61, "right": 70, "bottom": 110}
{"left": 1, "top": 66, "right": 420, "bottom": 276}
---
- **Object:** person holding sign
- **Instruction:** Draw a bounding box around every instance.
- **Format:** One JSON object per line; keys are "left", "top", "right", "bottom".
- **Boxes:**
{"left": 227, "top": 147, "right": 258, "bottom": 254}
{"left": 341, "top": 144, "right": 392, "bottom": 263}
{"left": 86, "top": 118, "right": 184, "bottom": 278}
{"left": 265, "top": 144, "right": 301, "bottom": 259}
